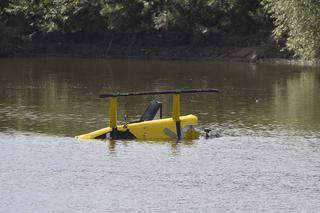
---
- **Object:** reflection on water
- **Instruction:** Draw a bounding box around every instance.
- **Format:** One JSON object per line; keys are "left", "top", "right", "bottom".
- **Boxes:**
{"left": 1, "top": 58, "right": 319, "bottom": 137}
{"left": 1, "top": 59, "right": 320, "bottom": 212}
{"left": 273, "top": 71, "right": 319, "bottom": 133}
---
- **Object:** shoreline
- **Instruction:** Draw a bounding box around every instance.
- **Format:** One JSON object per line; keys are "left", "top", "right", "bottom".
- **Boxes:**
{"left": 1, "top": 39, "right": 319, "bottom": 66}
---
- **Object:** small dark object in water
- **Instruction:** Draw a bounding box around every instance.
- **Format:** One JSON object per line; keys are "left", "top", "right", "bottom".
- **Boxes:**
{"left": 204, "top": 128, "right": 212, "bottom": 139}
{"left": 204, "top": 128, "right": 220, "bottom": 139}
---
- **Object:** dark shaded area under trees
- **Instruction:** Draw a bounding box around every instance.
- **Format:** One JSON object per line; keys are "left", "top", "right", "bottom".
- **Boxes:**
{"left": 0, "top": 0, "right": 319, "bottom": 60}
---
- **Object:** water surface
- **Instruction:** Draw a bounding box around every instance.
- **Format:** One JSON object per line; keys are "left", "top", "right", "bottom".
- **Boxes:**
{"left": 0, "top": 58, "right": 319, "bottom": 212}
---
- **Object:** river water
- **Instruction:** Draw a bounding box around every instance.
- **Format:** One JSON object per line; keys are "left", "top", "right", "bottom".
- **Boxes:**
{"left": 0, "top": 58, "right": 319, "bottom": 212}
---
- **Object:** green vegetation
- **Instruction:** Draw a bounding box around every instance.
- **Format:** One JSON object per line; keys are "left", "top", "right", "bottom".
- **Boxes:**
{"left": 0, "top": 0, "right": 319, "bottom": 59}
{"left": 263, "top": 0, "right": 320, "bottom": 59}
{"left": 2, "top": 1, "right": 266, "bottom": 41}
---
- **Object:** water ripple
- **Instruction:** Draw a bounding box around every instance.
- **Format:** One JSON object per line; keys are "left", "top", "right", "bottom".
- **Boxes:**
{"left": 0, "top": 133, "right": 319, "bottom": 212}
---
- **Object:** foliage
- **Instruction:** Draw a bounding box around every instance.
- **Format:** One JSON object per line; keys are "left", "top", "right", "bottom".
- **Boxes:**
{"left": 152, "top": 0, "right": 267, "bottom": 39}
{"left": 0, "top": 0, "right": 10, "bottom": 47}
{"left": 2, "top": 0, "right": 266, "bottom": 41}
{"left": 7, "top": 0, "right": 312, "bottom": 58}
{"left": 263, "top": 0, "right": 320, "bottom": 59}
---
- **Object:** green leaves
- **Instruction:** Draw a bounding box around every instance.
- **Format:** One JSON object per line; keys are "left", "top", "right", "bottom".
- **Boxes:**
{"left": 7, "top": 0, "right": 320, "bottom": 60}
{"left": 263, "top": 0, "right": 320, "bottom": 59}
{"left": 2, "top": 0, "right": 267, "bottom": 41}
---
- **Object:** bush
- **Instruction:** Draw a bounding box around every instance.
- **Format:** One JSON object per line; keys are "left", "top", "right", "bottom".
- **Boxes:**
{"left": 263, "top": 0, "right": 320, "bottom": 59}
{"left": 1, "top": 0, "right": 270, "bottom": 46}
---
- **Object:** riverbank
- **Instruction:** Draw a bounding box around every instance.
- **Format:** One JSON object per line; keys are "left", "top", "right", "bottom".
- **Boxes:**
{"left": 1, "top": 35, "right": 318, "bottom": 66}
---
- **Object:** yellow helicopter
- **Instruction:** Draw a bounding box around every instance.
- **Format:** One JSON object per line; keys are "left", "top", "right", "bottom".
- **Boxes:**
{"left": 76, "top": 88, "right": 219, "bottom": 140}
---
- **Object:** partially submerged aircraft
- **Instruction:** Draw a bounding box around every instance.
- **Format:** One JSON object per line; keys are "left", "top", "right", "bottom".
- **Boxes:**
{"left": 76, "top": 88, "right": 219, "bottom": 140}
